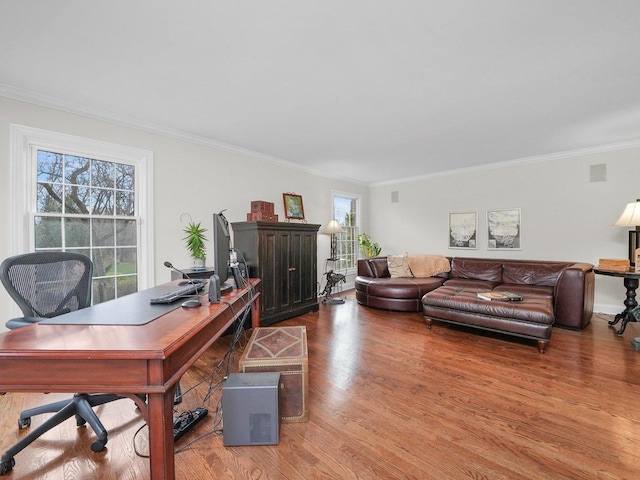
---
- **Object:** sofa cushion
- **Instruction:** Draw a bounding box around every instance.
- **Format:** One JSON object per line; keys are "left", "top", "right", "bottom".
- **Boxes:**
{"left": 369, "top": 258, "right": 390, "bottom": 278}
{"left": 408, "top": 255, "right": 451, "bottom": 277}
{"left": 388, "top": 254, "right": 413, "bottom": 278}
{"left": 502, "top": 262, "right": 569, "bottom": 287}
{"left": 444, "top": 278, "right": 500, "bottom": 290}
{"left": 450, "top": 258, "right": 503, "bottom": 283}
{"left": 495, "top": 284, "right": 554, "bottom": 298}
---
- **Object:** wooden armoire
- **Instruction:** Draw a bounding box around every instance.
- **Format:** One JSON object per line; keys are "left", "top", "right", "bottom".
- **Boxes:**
{"left": 231, "top": 221, "right": 320, "bottom": 326}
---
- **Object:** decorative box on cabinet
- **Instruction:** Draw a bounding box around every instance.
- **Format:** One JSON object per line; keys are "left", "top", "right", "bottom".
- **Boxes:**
{"left": 232, "top": 221, "right": 320, "bottom": 326}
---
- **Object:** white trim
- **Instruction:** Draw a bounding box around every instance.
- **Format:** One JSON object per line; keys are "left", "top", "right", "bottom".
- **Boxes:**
{"left": 9, "top": 124, "right": 155, "bottom": 288}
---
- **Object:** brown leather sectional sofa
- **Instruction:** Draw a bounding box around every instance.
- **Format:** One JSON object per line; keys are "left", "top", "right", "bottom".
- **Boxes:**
{"left": 355, "top": 256, "right": 595, "bottom": 352}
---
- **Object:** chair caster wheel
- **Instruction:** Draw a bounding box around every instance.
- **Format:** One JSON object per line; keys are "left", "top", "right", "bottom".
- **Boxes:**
{"left": 90, "top": 438, "right": 107, "bottom": 452}
{"left": 18, "top": 417, "right": 30, "bottom": 429}
{"left": 0, "top": 458, "right": 15, "bottom": 475}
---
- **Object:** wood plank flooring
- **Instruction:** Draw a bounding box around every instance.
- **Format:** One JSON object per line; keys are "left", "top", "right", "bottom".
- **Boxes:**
{"left": 1, "top": 290, "right": 640, "bottom": 479}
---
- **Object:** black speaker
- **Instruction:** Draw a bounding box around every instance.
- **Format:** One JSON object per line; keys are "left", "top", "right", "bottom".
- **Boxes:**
{"left": 230, "top": 265, "right": 244, "bottom": 289}
{"left": 208, "top": 274, "right": 220, "bottom": 303}
{"left": 222, "top": 372, "right": 280, "bottom": 446}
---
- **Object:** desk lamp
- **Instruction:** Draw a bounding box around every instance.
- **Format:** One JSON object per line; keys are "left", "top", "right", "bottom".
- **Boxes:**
{"left": 614, "top": 199, "right": 640, "bottom": 269}
{"left": 324, "top": 219, "right": 344, "bottom": 261}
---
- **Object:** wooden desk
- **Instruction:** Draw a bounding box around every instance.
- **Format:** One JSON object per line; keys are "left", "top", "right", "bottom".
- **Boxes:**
{"left": 0, "top": 278, "right": 261, "bottom": 480}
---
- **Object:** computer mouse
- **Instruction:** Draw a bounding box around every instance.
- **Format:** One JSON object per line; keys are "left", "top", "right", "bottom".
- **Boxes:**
{"left": 181, "top": 299, "right": 202, "bottom": 308}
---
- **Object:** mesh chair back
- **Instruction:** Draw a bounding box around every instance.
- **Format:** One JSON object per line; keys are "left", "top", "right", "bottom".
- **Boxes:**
{"left": 0, "top": 252, "right": 93, "bottom": 318}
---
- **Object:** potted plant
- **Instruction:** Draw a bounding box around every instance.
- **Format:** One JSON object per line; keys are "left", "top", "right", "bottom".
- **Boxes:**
{"left": 183, "top": 221, "right": 208, "bottom": 270}
{"left": 357, "top": 233, "right": 381, "bottom": 258}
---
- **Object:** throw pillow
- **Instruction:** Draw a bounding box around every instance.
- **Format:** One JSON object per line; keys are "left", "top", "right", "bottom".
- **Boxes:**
{"left": 387, "top": 254, "right": 413, "bottom": 278}
{"left": 408, "top": 255, "right": 451, "bottom": 277}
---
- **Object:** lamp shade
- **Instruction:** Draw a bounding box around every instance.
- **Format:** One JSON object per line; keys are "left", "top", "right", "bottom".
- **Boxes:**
{"left": 614, "top": 199, "right": 640, "bottom": 227}
{"left": 324, "top": 219, "right": 344, "bottom": 234}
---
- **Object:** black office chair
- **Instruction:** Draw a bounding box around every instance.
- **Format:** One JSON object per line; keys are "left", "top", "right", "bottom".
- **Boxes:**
{"left": 0, "top": 252, "right": 130, "bottom": 474}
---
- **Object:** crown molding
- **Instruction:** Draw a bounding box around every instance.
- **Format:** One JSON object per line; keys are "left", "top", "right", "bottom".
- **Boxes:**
{"left": 370, "top": 139, "right": 640, "bottom": 187}
{"left": 3, "top": 83, "right": 637, "bottom": 190}
{"left": 0, "top": 83, "right": 367, "bottom": 187}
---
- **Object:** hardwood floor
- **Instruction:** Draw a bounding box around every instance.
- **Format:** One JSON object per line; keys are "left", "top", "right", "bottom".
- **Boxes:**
{"left": 1, "top": 291, "right": 640, "bottom": 479}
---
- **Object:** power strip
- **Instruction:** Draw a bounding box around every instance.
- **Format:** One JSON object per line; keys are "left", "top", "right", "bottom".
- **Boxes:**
{"left": 173, "top": 407, "right": 208, "bottom": 441}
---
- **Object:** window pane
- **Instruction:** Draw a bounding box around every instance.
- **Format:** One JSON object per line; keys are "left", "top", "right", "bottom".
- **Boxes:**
{"left": 37, "top": 151, "right": 63, "bottom": 183}
{"left": 93, "top": 277, "right": 115, "bottom": 303}
{"left": 37, "top": 183, "right": 63, "bottom": 213}
{"left": 65, "top": 185, "right": 91, "bottom": 214}
{"left": 117, "top": 247, "right": 137, "bottom": 275}
{"left": 35, "top": 216, "right": 62, "bottom": 248}
{"left": 65, "top": 155, "right": 90, "bottom": 185}
{"left": 116, "top": 163, "right": 135, "bottom": 190}
{"left": 117, "top": 275, "right": 138, "bottom": 297}
{"left": 116, "top": 220, "right": 136, "bottom": 246}
{"left": 92, "top": 219, "right": 114, "bottom": 247}
{"left": 116, "top": 191, "right": 135, "bottom": 216}
{"left": 93, "top": 248, "right": 115, "bottom": 278}
{"left": 91, "top": 188, "right": 114, "bottom": 215}
{"left": 91, "top": 159, "right": 115, "bottom": 188}
{"left": 65, "top": 218, "right": 90, "bottom": 248}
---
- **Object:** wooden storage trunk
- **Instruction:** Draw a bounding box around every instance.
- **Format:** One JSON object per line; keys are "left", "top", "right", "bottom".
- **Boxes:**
{"left": 239, "top": 326, "right": 308, "bottom": 422}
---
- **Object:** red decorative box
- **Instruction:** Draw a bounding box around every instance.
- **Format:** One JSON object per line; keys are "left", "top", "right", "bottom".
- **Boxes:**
{"left": 247, "top": 212, "right": 279, "bottom": 222}
{"left": 251, "top": 201, "right": 275, "bottom": 214}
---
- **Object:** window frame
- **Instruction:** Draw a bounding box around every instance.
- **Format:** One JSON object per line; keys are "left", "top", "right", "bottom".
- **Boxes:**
{"left": 10, "top": 124, "right": 154, "bottom": 291}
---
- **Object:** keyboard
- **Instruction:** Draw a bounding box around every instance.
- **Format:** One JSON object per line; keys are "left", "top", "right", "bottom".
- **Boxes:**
{"left": 149, "top": 282, "right": 205, "bottom": 304}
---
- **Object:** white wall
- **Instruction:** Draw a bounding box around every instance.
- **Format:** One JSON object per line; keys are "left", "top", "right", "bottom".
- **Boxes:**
{"left": 1, "top": 95, "right": 637, "bottom": 325}
{"left": 0, "top": 96, "right": 368, "bottom": 330}
{"left": 367, "top": 146, "right": 640, "bottom": 314}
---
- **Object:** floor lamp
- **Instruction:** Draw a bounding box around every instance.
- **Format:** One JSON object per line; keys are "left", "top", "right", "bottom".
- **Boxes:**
{"left": 322, "top": 220, "right": 345, "bottom": 304}
{"left": 325, "top": 219, "right": 343, "bottom": 261}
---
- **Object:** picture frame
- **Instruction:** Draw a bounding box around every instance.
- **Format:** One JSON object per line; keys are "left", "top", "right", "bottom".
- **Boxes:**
{"left": 449, "top": 211, "right": 478, "bottom": 249}
{"left": 487, "top": 208, "right": 521, "bottom": 250}
{"left": 282, "top": 193, "right": 305, "bottom": 220}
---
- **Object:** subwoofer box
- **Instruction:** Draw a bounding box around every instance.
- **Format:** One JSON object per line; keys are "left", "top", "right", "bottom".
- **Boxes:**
{"left": 221, "top": 372, "right": 281, "bottom": 446}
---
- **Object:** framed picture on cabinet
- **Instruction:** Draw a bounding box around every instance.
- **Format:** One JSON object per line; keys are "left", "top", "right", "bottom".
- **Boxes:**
{"left": 283, "top": 193, "right": 305, "bottom": 220}
{"left": 487, "top": 208, "right": 521, "bottom": 250}
{"left": 448, "top": 211, "right": 478, "bottom": 249}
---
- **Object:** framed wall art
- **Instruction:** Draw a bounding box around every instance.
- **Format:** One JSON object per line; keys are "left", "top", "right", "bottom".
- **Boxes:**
{"left": 449, "top": 211, "right": 478, "bottom": 249}
{"left": 487, "top": 208, "right": 521, "bottom": 250}
{"left": 282, "top": 193, "right": 305, "bottom": 220}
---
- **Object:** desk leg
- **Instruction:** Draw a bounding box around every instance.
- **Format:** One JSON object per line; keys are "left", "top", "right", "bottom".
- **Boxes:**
{"left": 147, "top": 391, "right": 175, "bottom": 480}
{"left": 608, "top": 277, "right": 639, "bottom": 335}
{"left": 251, "top": 293, "right": 261, "bottom": 329}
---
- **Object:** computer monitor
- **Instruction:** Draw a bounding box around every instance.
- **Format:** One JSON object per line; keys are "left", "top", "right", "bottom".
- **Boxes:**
{"left": 212, "top": 211, "right": 231, "bottom": 287}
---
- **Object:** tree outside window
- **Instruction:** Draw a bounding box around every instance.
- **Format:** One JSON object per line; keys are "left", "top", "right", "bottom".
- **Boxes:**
{"left": 35, "top": 150, "right": 138, "bottom": 304}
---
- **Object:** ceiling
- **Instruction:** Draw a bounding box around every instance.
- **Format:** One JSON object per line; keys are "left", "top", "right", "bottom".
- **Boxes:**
{"left": 1, "top": 1, "right": 639, "bottom": 185}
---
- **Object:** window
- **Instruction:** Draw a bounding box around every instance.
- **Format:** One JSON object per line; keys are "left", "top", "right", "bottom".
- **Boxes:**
{"left": 11, "top": 125, "right": 154, "bottom": 304}
{"left": 332, "top": 191, "right": 361, "bottom": 271}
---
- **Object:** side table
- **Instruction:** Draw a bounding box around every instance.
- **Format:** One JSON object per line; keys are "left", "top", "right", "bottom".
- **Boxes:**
{"left": 594, "top": 268, "right": 640, "bottom": 336}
